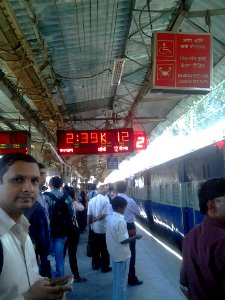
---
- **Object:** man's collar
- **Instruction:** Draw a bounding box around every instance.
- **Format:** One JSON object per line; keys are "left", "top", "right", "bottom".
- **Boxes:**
{"left": 0, "top": 207, "right": 30, "bottom": 237}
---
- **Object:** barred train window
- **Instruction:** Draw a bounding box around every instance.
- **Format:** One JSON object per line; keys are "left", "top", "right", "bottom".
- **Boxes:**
{"left": 159, "top": 185, "right": 164, "bottom": 203}
{"left": 187, "top": 182, "right": 193, "bottom": 206}
{"left": 172, "top": 184, "right": 179, "bottom": 204}
{"left": 165, "top": 184, "right": 170, "bottom": 203}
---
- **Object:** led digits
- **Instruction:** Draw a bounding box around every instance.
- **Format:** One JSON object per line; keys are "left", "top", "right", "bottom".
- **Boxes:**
{"left": 81, "top": 132, "right": 88, "bottom": 143}
{"left": 133, "top": 131, "right": 147, "bottom": 151}
{"left": 57, "top": 129, "right": 146, "bottom": 155}
{"left": 91, "top": 132, "right": 98, "bottom": 143}
{"left": 66, "top": 133, "right": 74, "bottom": 143}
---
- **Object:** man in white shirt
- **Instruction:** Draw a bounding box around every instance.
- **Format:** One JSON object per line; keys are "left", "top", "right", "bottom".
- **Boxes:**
{"left": 87, "top": 185, "right": 111, "bottom": 272}
{"left": 106, "top": 196, "right": 142, "bottom": 299}
{"left": 117, "top": 180, "right": 143, "bottom": 286}
{"left": 0, "top": 153, "right": 72, "bottom": 300}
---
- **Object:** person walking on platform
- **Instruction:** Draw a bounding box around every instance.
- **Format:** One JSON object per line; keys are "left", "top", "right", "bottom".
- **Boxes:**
{"left": 180, "top": 177, "right": 225, "bottom": 300}
{"left": 106, "top": 196, "right": 143, "bottom": 300}
{"left": 63, "top": 185, "right": 87, "bottom": 283}
{"left": 87, "top": 185, "right": 112, "bottom": 272}
{"left": 0, "top": 153, "right": 72, "bottom": 300}
{"left": 116, "top": 181, "right": 143, "bottom": 286}
{"left": 44, "top": 176, "right": 74, "bottom": 277}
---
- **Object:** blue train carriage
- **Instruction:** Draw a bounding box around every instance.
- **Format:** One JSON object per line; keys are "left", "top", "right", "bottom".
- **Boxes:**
{"left": 126, "top": 140, "right": 225, "bottom": 243}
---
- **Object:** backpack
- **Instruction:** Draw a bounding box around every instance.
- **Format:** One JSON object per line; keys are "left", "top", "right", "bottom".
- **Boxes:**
{"left": 44, "top": 192, "right": 73, "bottom": 238}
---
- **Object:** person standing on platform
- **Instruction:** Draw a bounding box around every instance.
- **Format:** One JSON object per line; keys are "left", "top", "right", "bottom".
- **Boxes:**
{"left": 63, "top": 185, "right": 87, "bottom": 283}
{"left": 88, "top": 183, "right": 98, "bottom": 202}
{"left": 106, "top": 196, "right": 143, "bottom": 300}
{"left": 180, "top": 177, "right": 225, "bottom": 300}
{"left": 44, "top": 176, "right": 74, "bottom": 277}
{"left": 0, "top": 153, "right": 72, "bottom": 299}
{"left": 87, "top": 185, "right": 112, "bottom": 272}
{"left": 116, "top": 180, "right": 143, "bottom": 286}
{"left": 37, "top": 163, "right": 49, "bottom": 223}
{"left": 24, "top": 162, "right": 51, "bottom": 277}
{"left": 77, "top": 184, "right": 88, "bottom": 232}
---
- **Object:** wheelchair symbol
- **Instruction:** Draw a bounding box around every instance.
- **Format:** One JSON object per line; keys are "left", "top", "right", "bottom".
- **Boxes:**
{"left": 159, "top": 43, "right": 172, "bottom": 55}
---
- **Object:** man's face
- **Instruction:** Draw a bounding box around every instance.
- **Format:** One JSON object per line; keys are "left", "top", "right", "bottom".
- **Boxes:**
{"left": 0, "top": 161, "right": 40, "bottom": 220}
{"left": 39, "top": 167, "right": 47, "bottom": 188}
{"left": 213, "top": 196, "right": 225, "bottom": 220}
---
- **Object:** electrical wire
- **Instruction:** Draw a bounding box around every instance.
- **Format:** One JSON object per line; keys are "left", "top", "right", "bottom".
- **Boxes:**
{"left": 55, "top": 68, "right": 112, "bottom": 80}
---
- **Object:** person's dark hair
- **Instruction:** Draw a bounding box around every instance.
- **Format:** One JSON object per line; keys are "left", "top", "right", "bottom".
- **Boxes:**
{"left": 49, "top": 176, "right": 63, "bottom": 189}
{"left": 0, "top": 153, "right": 38, "bottom": 182}
{"left": 111, "top": 196, "right": 127, "bottom": 211}
{"left": 116, "top": 181, "right": 127, "bottom": 193}
{"left": 198, "top": 177, "right": 225, "bottom": 214}
{"left": 63, "top": 185, "right": 75, "bottom": 199}
{"left": 90, "top": 183, "right": 96, "bottom": 190}
{"left": 38, "top": 162, "right": 46, "bottom": 169}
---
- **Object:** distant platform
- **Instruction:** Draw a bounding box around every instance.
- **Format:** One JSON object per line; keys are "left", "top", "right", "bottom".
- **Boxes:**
{"left": 64, "top": 222, "right": 185, "bottom": 300}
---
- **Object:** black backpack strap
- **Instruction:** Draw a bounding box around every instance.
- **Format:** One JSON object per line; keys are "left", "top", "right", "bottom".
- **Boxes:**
{"left": 43, "top": 192, "right": 58, "bottom": 201}
{"left": 43, "top": 192, "right": 67, "bottom": 202}
{"left": 0, "top": 239, "right": 3, "bottom": 275}
{"left": 24, "top": 201, "right": 40, "bottom": 221}
{"left": 60, "top": 193, "right": 68, "bottom": 202}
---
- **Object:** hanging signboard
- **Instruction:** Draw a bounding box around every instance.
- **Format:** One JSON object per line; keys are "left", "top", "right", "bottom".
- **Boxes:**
{"left": 0, "top": 131, "right": 31, "bottom": 155}
{"left": 107, "top": 156, "right": 119, "bottom": 170}
{"left": 151, "top": 32, "right": 212, "bottom": 94}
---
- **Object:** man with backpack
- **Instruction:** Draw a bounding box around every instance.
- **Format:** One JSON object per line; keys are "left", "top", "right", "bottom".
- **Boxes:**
{"left": 44, "top": 176, "right": 75, "bottom": 277}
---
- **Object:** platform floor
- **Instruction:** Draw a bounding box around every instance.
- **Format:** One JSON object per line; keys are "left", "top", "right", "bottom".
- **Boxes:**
{"left": 63, "top": 222, "right": 185, "bottom": 300}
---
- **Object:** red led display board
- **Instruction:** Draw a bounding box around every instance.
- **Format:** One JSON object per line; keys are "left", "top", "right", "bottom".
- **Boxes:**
{"left": 151, "top": 32, "right": 212, "bottom": 93}
{"left": 0, "top": 131, "right": 31, "bottom": 154}
{"left": 57, "top": 129, "right": 147, "bottom": 155}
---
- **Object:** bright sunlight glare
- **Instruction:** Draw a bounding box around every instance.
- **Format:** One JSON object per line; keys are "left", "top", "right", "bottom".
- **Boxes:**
{"left": 135, "top": 221, "right": 182, "bottom": 260}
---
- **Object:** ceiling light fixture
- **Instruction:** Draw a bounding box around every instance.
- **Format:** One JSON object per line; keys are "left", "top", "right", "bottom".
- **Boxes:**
{"left": 111, "top": 58, "right": 126, "bottom": 85}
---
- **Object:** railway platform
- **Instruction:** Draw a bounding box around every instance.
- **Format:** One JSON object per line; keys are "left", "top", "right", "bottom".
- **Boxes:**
{"left": 64, "top": 222, "right": 185, "bottom": 300}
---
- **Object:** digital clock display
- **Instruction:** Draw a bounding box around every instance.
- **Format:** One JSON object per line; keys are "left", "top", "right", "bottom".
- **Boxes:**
{"left": 57, "top": 129, "right": 147, "bottom": 155}
{"left": 0, "top": 131, "right": 30, "bottom": 154}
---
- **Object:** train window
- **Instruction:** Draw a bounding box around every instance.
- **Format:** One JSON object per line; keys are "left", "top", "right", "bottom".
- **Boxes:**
{"left": 159, "top": 185, "right": 165, "bottom": 203}
{"left": 165, "top": 184, "right": 171, "bottom": 203}
{"left": 134, "top": 176, "right": 144, "bottom": 188}
{"left": 203, "top": 164, "right": 210, "bottom": 179}
{"left": 187, "top": 182, "right": 193, "bottom": 206}
{"left": 172, "top": 184, "right": 180, "bottom": 204}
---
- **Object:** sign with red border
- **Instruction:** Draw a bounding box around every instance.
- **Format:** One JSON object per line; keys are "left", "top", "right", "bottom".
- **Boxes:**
{"left": 0, "top": 131, "right": 30, "bottom": 154}
{"left": 151, "top": 32, "right": 212, "bottom": 94}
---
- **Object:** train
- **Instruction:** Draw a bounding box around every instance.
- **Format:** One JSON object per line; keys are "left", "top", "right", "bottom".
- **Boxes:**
{"left": 123, "top": 140, "right": 225, "bottom": 245}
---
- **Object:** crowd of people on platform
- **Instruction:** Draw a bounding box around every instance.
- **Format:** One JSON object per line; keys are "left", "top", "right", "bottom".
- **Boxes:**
{"left": 1, "top": 152, "right": 225, "bottom": 300}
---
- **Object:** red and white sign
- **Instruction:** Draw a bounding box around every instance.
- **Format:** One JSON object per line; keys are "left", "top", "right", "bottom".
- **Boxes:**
{"left": 151, "top": 32, "right": 212, "bottom": 93}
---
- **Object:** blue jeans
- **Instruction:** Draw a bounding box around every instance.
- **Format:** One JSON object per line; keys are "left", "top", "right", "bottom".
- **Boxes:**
{"left": 51, "top": 237, "right": 66, "bottom": 277}
{"left": 112, "top": 258, "right": 130, "bottom": 300}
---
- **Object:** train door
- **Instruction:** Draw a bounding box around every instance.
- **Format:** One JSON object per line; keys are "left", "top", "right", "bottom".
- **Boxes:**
{"left": 182, "top": 181, "right": 195, "bottom": 234}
